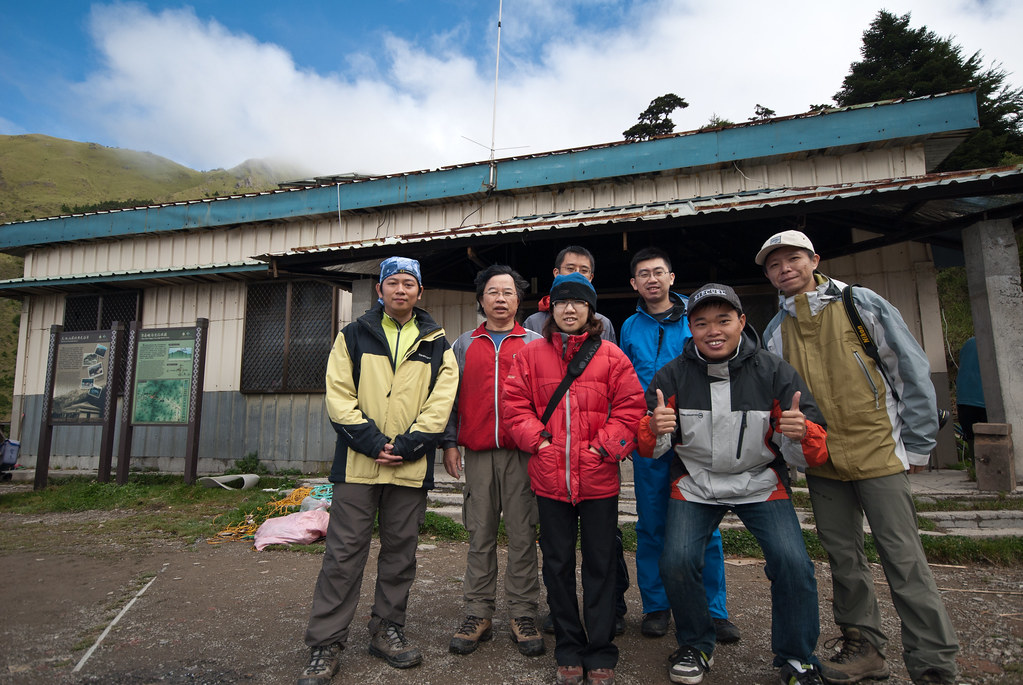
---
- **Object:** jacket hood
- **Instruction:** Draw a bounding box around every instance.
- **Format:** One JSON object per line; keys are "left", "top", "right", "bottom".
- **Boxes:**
{"left": 634, "top": 291, "right": 688, "bottom": 322}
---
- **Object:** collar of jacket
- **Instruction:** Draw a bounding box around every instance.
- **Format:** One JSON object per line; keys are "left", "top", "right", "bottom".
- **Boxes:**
{"left": 536, "top": 294, "right": 551, "bottom": 313}
{"left": 778, "top": 273, "right": 847, "bottom": 318}
{"left": 550, "top": 330, "right": 595, "bottom": 361}
{"left": 469, "top": 321, "right": 528, "bottom": 339}
{"left": 361, "top": 304, "right": 441, "bottom": 339}
{"left": 634, "top": 291, "right": 687, "bottom": 322}
{"left": 683, "top": 326, "right": 761, "bottom": 367}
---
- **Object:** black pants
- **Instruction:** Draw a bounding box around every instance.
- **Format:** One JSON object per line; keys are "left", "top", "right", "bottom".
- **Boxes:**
{"left": 538, "top": 495, "right": 619, "bottom": 670}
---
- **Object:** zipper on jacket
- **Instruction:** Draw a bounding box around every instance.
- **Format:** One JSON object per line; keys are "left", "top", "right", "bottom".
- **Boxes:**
{"left": 655, "top": 327, "right": 665, "bottom": 363}
{"left": 853, "top": 350, "right": 880, "bottom": 409}
{"left": 492, "top": 335, "right": 502, "bottom": 448}
{"left": 735, "top": 411, "right": 748, "bottom": 460}
{"left": 564, "top": 391, "right": 573, "bottom": 502}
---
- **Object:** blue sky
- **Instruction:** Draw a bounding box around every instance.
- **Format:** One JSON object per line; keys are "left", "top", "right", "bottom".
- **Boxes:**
{"left": 2, "top": 1, "right": 1021, "bottom": 177}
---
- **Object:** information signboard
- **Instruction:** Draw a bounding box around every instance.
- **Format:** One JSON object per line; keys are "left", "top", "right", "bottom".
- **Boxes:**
{"left": 130, "top": 327, "right": 196, "bottom": 425}
{"left": 51, "top": 330, "right": 112, "bottom": 425}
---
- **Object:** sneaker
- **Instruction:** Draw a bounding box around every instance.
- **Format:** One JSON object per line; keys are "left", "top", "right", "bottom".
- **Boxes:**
{"left": 542, "top": 612, "right": 555, "bottom": 634}
{"left": 449, "top": 615, "right": 492, "bottom": 655}
{"left": 556, "top": 665, "right": 585, "bottom": 685}
{"left": 641, "top": 609, "right": 670, "bottom": 637}
{"left": 819, "top": 627, "right": 890, "bottom": 683}
{"left": 296, "top": 642, "right": 341, "bottom": 685}
{"left": 510, "top": 616, "right": 546, "bottom": 656}
{"left": 913, "top": 669, "right": 954, "bottom": 685}
{"left": 614, "top": 613, "right": 626, "bottom": 636}
{"left": 780, "top": 662, "right": 824, "bottom": 685}
{"left": 713, "top": 617, "right": 741, "bottom": 644}
{"left": 586, "top": 667, "right": 615, "bottom": 684}
{"left": 368, "top": 620, "right": 422, "bottom": 669}
{"left": 668, "top": 645, "right": 713, "bottom": 684}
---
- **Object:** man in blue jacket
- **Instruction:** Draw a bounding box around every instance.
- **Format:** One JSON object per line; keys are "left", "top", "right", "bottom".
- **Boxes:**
{"left": 619, "top": 248, "right": 738, "bottom": 642}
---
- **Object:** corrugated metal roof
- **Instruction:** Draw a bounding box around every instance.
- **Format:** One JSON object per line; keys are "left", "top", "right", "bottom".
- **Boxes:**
{"left": 261, "top": 166, "right": 1023, "bottom": 264}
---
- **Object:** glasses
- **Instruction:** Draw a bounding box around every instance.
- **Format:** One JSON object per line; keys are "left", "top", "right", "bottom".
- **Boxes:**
{"left": 558, "top": 265, "right": 592, "bottom": 276}
{"left": 484, "top": 289, "right": 517, "bottom": 299}
{"left": 552, "top": 299, "right": 589, "bottom": 311}
{"left": 635, "top": 268, "right": 669, "bottom": 280}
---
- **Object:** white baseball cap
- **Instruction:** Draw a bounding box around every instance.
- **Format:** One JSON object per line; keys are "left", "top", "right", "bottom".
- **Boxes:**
{"left": 755, "top": 230, "right": 816, "bottom": 266}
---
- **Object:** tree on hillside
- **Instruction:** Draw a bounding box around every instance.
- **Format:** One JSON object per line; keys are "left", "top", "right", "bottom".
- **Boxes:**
{"left": 749, "top": 104, "right": 776, "bottom": 121}
{"left": 623, "top": 93, "right": 689, "bottom": 141}
{"left": 835, "top": 10, "right": 1023, "bottom": 171}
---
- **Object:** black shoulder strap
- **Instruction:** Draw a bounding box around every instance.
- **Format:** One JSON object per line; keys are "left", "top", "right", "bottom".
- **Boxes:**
{"left": 842, "top": 285, "right": 900, "bottom": 403}
{"left": 540, "top": 336, "right": 602, "bottom": 425}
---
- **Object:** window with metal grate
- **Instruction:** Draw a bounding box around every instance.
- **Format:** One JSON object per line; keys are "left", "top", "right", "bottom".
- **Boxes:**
{"left": 240, "top": 281, "right": 336, "bottom": 393}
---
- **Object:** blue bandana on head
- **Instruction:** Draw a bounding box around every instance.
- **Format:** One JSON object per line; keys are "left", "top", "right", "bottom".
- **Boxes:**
{"left": 379, "top": 256, "right": 422, "bottom": 286}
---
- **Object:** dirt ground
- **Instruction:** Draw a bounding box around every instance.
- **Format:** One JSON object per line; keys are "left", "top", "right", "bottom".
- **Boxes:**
{"left": 1, "top": 508, "right": 1021, "bottom": 685}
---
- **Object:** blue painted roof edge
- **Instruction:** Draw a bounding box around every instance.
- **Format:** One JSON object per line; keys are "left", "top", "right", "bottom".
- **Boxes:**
{"left": 0, "top": 91, "right": 979, "bottom": 250}
{"left": 0, "top": 262, "right": 268, "bottom": 290}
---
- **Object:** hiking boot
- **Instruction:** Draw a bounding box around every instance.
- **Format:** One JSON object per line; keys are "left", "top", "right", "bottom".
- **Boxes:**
{"left": 510, "top": 615, "right": 545, "bottom": 656}
{"left": 641, "top": 609, "right": 670, "bottom": 637}
{"left": 296, "top": 642, "right": 341, "bottom": 685}
{"left": 713, "top": 617, "right": 741, "bottom": 644}
{"left": 668, "top": 645, "right": 713, "bottom": 684}
{"left": 586, "top": 667, "right": 615, "bottom": 684}
{"left": 542, "top": 612, "right": 555, "bottom": 634}
{"left": 780, "top": 662, "right": 824, "bottom": 685}
{"left": 614, "top": 613, "right": 626, "bottom": 636}
{"left": 449, "top": 615, "right": 492, "bottom": 655}
{"left": 912, "top": 669, "right": 954, "bottom": 685}
{"left": 556, "top": 665, "right": 585, "bottom": 685}
{"left": 368, "top": 620, "right": 422, "bottom": 669}
{"left": 819, "top": 627, "right": 890, "bottom": 683}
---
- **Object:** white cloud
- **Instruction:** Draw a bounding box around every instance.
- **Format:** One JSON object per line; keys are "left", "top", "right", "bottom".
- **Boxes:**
{"left": 67, "top": 0, "right": 1023, "bottom": 176}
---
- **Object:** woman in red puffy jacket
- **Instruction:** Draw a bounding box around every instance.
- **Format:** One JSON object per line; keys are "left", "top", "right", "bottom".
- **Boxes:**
{"left": 504, "top": 272, "right": 645, "bottom": 685}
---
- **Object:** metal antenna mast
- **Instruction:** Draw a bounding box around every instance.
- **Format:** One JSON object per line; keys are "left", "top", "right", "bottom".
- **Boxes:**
{"left": 488, "top": 0, "right": 503, "bottom": 189}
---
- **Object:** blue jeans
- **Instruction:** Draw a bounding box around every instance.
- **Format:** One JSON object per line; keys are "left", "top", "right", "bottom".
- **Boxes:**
{"left": 633, "top": 452, "right": 728, "bottom": 617}
{"left": 661, "top": 497, "right": 820, "bottom": 667}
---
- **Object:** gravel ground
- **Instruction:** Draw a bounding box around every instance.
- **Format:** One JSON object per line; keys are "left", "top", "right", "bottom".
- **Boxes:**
{"left": 1, "top": 506, "right": 1021, "bottom": 685}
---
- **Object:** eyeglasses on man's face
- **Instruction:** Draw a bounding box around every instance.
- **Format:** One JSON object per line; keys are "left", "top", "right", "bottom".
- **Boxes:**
{"left": 635, "top": 268, "right": 669, "bottom": 280}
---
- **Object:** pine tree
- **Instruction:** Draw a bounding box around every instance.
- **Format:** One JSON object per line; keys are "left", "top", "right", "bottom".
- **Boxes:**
{"left": 835, "top": 10, "right": 1023, "bottom": 171}
{"left": 623, "top": 94, "right": 689, "bottom": 141}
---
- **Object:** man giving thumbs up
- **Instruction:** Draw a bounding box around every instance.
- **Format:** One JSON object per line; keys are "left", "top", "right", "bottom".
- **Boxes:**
{"left": 636, "top": 283, "right": 830, "bottom": 685}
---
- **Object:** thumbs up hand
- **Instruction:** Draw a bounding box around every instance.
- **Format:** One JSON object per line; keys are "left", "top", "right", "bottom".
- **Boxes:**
{"left": 652, "top": 388, "right": 677, "bottom": 436}
{"left": 777, "top": 391, "right": 807, "bottom": 440}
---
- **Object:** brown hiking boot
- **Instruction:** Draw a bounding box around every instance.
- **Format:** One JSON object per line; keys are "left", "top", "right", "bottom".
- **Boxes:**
{"left": 586, "top": 667, "right": 615, "bottom": 684}
{"left": 368, "top": 620, "right": 422, "bottom": 669}
{"left": 556, "top": 665, "right": 585, "bottom": 685}
{"left": 448, "top": 615, "right": 492, "bottom": 654}
{"left": 296, "top": 642, "right": 341, "bottom": 684}
{"left": 819, "top": 627, "right": 890, "bottom": 683}
{"left": 510, "top": 615, "right": 546, "bottom": 656}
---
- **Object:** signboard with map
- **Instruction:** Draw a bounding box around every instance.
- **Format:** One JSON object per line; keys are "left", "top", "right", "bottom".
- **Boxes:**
{"left": 50, "top": 330, "right": 112, "bottom": 425}
{"left": 130, "top": 327, "right": 196, "bottom": 425}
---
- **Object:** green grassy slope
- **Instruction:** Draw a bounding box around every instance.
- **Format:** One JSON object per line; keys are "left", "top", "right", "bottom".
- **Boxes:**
{"left": 0, "top": 134, "right": 310, "bottom": 421}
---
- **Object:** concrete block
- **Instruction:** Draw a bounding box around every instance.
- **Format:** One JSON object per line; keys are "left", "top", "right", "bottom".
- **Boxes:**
{"left": 974, "top": 423, "right": 1016, "bottom": 492}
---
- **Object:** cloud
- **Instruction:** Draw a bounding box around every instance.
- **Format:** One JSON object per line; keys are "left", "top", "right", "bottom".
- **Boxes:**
{"left": 66, "top": 1, "right": 1023, "bottom": 176}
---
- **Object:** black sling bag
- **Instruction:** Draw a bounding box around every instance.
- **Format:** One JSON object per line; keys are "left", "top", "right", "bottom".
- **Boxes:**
{"left": 842, "top": 284, "right": 901, "bottom": 403}
{"left": 540, "top": 336, "right": 602, "bottom": 425}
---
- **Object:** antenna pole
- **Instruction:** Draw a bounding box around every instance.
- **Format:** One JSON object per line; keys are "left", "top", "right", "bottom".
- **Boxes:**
{"left": 489, "top": 0, "right": 503, "bottom": 188}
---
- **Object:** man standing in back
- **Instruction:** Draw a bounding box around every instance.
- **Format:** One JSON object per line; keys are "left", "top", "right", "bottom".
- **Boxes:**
{"left": 757, "top": 231, "right": 958, "bottom": 685}
{"left": 619, "top": 247, "right": 738, "bottom": 643}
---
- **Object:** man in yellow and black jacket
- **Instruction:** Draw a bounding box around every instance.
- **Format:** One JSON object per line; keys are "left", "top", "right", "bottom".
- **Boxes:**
{"left": 298, "top": 256, "right": 458, "bottom": 684}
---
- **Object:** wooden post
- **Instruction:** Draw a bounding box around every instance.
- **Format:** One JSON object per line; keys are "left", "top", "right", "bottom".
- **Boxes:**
{"left": 34, "top": 325, "right": 62, "bottom": 490}
{"left": 182, "top": 318, "right": 209, "bottom": 485}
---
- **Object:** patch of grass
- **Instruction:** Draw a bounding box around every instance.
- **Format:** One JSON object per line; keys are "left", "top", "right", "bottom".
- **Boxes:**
{"left": 421, "top": 511, "right": 468, "bottom": 542}
{"left": 913, "top": 495, "right": 1023, "bottom": 512}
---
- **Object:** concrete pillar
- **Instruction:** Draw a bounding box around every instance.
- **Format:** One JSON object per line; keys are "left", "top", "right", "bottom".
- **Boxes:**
{"left": 974, "top": 423, "right": 1016, "bottom": 492}
{"left": 352, "top": 278, "right": 376, "bottom": 318}
{"left": 962, "top": 218, "right": 1023, "bottom": 481}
